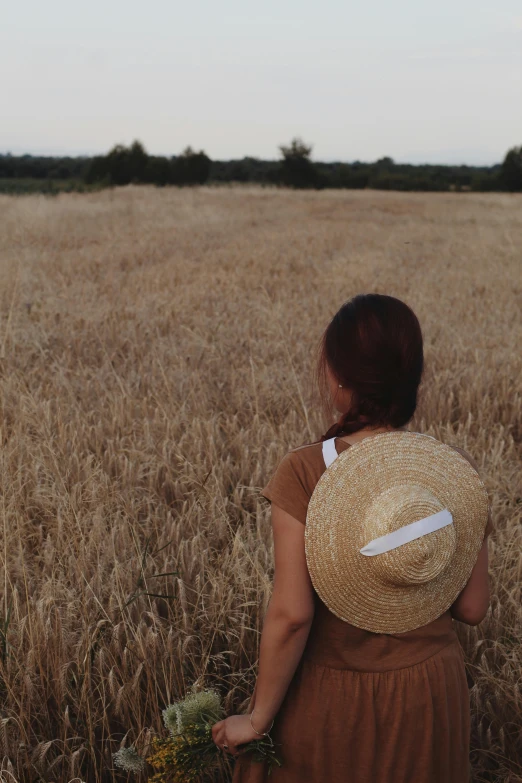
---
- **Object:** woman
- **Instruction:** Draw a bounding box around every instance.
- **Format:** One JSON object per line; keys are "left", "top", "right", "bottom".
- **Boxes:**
{"left": 212, "top": 294, "right": 492, "bottom": 783}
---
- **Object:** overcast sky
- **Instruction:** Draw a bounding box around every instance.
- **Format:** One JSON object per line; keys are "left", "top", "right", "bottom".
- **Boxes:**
{"left": 2, "top": 0, "right": 521, "bottom": 164}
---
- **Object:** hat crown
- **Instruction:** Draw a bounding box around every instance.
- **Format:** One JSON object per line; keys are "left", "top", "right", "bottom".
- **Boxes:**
{"left": 363, "top": 485, "right": 456, "bottom": 587}
{"left": 306, "top": 431, "right": 490, "bottom": 633}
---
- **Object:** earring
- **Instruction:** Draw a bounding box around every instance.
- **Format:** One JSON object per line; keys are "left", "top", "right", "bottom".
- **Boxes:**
{"left": 338, "top": 384, "right": 343, "bottom": 388}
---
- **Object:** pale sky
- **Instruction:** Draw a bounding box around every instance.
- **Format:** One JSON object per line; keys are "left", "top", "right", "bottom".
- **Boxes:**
{"left": 1, "top": 0, "right": 521, "bottom": 164}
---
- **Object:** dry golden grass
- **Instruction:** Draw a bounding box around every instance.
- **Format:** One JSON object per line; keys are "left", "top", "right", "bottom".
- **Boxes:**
{"left": 0, "top": 186, "right": 521, "bottom": 783}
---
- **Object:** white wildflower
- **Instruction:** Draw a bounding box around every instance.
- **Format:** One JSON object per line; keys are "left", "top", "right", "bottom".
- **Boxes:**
{"left": 162, "top": 690, "right": 223, "bottom": 735}
{"left": 182, "top": 689, "right": 223, "bottom": 725}
{"left": 113, "top": 745, "right": 146, "bottom": 773}
{"left": 162, "top": 702, "right": 184, "bottom": 735}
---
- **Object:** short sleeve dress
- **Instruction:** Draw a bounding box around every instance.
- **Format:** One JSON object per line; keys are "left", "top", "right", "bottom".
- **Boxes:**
{"left": 233, "top": 437, "right": 493, "bottom": 783}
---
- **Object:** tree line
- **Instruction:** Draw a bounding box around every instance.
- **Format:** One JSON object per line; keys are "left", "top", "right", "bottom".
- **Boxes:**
{"left": 1, "top": 139, "right": 522, "bottom": 193}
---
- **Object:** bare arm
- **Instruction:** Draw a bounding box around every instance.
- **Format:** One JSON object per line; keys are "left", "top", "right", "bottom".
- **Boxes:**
{"left": 250, "top": 504, "right": 315, "bottom": 728}
{"left": 451, "top": 537, "right": 490, "bottom": 625}
{"left": 449, "top": 446, "right": 491, "bottom": 626}
{"left": 212, "top": 504, "right": 314, "bottom": 753}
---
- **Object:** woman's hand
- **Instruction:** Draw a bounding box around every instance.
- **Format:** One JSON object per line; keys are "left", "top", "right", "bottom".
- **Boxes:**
{"left": 211, "top": 714, "right": 261, "bottom": 756}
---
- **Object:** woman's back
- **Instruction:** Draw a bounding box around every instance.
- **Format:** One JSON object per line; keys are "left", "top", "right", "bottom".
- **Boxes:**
{"left": 234, "top": 436, "right": 476, "bottom": 782}
{"left": 265, "top": 436, "right": 490, "bottom": 670}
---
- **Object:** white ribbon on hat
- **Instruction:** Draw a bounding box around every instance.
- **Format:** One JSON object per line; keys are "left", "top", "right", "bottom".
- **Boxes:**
{"left": 359, "top": 509, "right": 453, "bottom": 557}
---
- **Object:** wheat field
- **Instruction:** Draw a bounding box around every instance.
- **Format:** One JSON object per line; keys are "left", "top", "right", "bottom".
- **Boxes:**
{"left": 0, "top": 186, "right": 521, "bottom": 783}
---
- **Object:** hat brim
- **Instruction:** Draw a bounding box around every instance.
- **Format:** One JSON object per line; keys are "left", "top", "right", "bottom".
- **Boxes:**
{"left": 305, "top": 432, "right": 489, "bottom": 634}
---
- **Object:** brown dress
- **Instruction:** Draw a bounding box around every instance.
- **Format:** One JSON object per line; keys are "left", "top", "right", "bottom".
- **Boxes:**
{"left": 233, "top": 437, "right": 492, "bottom": 783}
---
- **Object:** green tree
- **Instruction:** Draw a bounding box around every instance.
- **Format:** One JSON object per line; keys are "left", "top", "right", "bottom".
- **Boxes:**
{"left": 278, "top": 138, "right": 320, "bottom": 189}
{"left": 127, "top": 140, "right": 148, "bottom": 182}
{"left": 500, "top": 146, "right": 522, "bottom": 192}
{"left": 144, "top": 156, "right": 172, "bottom": 186}
{"left": 84, "top": 141, "right": 148, "bottom": 185}
{"left": 172, "top": 147, "right": 211, "bottom": 185}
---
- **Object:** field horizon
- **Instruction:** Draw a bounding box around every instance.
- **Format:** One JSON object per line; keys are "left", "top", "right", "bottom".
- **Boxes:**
{"left": 0, "top": 186, "right": 521, "bottom": 782}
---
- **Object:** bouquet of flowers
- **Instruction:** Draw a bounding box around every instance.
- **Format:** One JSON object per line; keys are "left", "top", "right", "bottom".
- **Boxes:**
{"left": 113, "top": 688, "right": 281, "bottom": 781}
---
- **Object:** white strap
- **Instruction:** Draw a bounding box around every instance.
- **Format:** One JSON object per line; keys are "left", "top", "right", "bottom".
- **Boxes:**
{"left": 322, "top": 438, "right": 338, "bottom": 468}
{"left": 359, "top": 509, "right": 453, "bottom": 557}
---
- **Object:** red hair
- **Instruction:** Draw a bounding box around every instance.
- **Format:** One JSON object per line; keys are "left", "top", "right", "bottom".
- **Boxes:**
{"left": 318, "top": 294, "right": 424, "bottom": 440}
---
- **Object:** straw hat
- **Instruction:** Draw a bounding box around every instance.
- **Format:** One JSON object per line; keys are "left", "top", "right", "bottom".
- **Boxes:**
{"left": 305, "top": 431, "right": 489, "bottom": 634}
